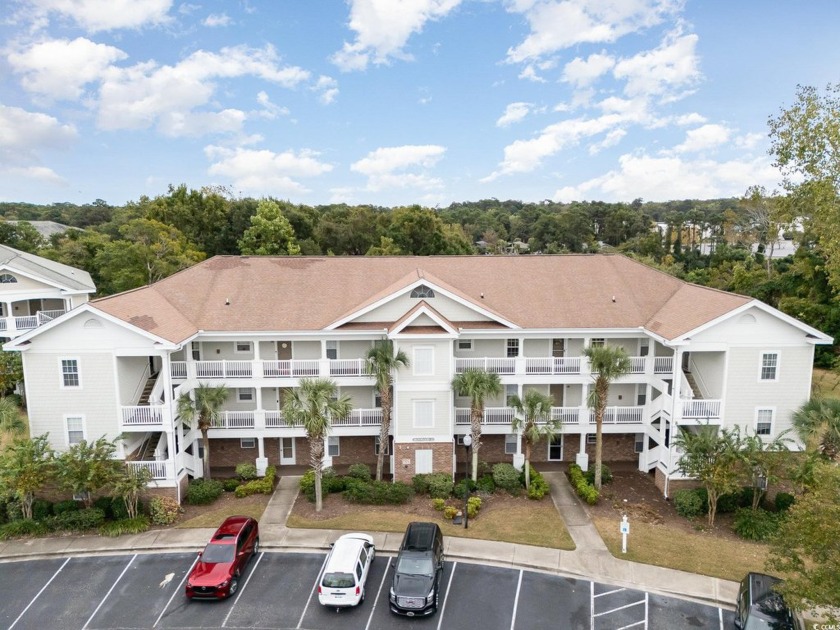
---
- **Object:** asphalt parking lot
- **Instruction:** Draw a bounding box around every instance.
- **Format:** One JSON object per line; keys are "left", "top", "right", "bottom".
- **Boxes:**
{"left": 0, "top": 551, "right": 736, "bottom": 630}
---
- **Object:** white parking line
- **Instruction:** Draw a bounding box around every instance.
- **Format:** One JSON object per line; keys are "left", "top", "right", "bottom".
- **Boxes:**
{"left": 719, "top": 606, "right": 724, "bottom": 629}
{"left": 296, "top": 552, "right": 329, "bottom": 629}
{"left": 153, "top": 554, "right": 199, "bottom": 628}
{"left": 82, "top": 553, "right": 137, "bottom": 629}
{"left": 436, "top": 561, "right": 458, "bottom": 630}
{"left": 222, "top": 551, "right": 264, "bottom": 628}
{"left": 363, "top": 554, "right": 393, "bottom": 630}
{"left": 8, "top": 556, "right": 71, "bottom": 630}
{"left": 594, "top": 587, "right": 627, "bottom": 598}
{"left": 590, "top": 581, "right": 595, "bottom": 630}
{"left": 593, "top": 599, "right": 646, "bottom": 618}
{"left": 509, "top": 569, "right": 523, "bottom": 630}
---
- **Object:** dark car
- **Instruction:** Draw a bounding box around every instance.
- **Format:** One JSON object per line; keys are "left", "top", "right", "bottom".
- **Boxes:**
{"left": 389, "top": 522, "right": 444, "bottom": 617}
{"left": 185, "top": 515, "right": 260, "bottom": 600}
{"left": 735, "top": 572, "right": 804, "bottom": 630}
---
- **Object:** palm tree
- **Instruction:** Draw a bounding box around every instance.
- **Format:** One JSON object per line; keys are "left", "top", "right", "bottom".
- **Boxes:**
{"left": 583, "top": 344, "right": 631, "bottom": 490}
{"left": 792, "top": 397, "right": 840, "bottom": 460}
{"left": 509, "top": 388, "right": 558, "bottom": 490}
{"left": 0, "top": 396, "right": 25, "bottom": 436}
{"left": 366, "top": 339, "right": 409, "bottom": 482}
{"left": 177, "top": 384, "right": 229, "bottom": 480}
{"left": 283, "top": 378, "right": 351, "bottom": 512}
{"left": 451, "top": 368, "right": 502, "bottom": 481}
{"left": 740, "top": 428, "right": 792, "bottom": 510}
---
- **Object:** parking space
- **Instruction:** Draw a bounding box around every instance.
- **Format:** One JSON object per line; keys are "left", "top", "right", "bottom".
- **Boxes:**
{"left": 0, "top": 551, "right": 733, "bottom": 630}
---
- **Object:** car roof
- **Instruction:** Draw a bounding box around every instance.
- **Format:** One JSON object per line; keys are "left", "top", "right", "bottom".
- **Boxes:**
{"left": 326, "top": 535, "right": 371, "bottom": 571}
{"left": 402, "top": 522, "right": 440, "bottom": 551}
{"left": 746, "top": 573, "right": 792, "bottom": 624}
{"left": 212, "top": 515, "right": 252, "bottom": 542}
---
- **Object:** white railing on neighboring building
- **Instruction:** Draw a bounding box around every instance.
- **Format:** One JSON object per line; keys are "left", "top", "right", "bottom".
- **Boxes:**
{"left": 551, "top": 407, "right": 583, "bottom": 424}
{"left": 455, "top": 407, "right": 515, "bottom": 425}
{"left": 597, "top": 406, "right": 645, "bottom": 424}
{"left": 262, "top": 360, "right": 320, "bottom": 378}
{"left": 523, "top": 357, "right": 582, "bottom": 375}
{"left": 196, "top": 360, "right": 252, "bottom": 378}
{"left": 213, "top": 411, "right": 255, "bottom": 429}
{"left": 333, "top": 408, "right": 383, "bottom": 426}
{"left": 127, "top": 460, "right": 171, "bottom": 480}
{"left": 14, "top": 315, "right": 37, "bottom": 329}
{"left": 629, "top": 357, "right": 646, "bottom": 373}
{"left": 654, "top": 357, "right": 673, "bottom": 374}
{"left": 682, "top": 399, "right": 722, "bottom": 419}
{"left": 121, "top": 405, "right": 165, "bottom": 426}
{"left": 329, "top": 359, "right": 368, "bottom": 377}
{"left": 37, "top": 309, "right": 66, "bottom": 324}
{"left": 171, "top": 361, "right": 187, "bottom": 378}
{"left": 455, "top": 358, "right": 515, "bottom": 374}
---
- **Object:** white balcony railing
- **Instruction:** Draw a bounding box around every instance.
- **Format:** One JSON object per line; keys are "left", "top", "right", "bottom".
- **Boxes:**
{"left": 262, "top": 360, "right": 320, "bottom": 378}
{"left": 551, "top": 407, "right": 584, "bottom": 424}
{"left": 456, "top": 405, "right": 645, "bottom": 426}
{"left": 329, "top": 359, "right": 368, "bottom": 377}
{"left": 681, "top": 399, "right": 722, "bottom": 419}
{"left": 127, "top": 460, "right": 171, "bottom": 480}
{"left": 196, "top": 360, "right": 252, "bottom": 378}
{"left": 523, "top": 357, "right": 582, "bottom": 375}
{"left": 212, "top": 411, "right": 255, "bottom": 429}
{"left": 170, "top": 359, "right": 373, "bottom": 380}
{"left": 455, "top": 354, "right": 674, "bottom": 377}
{"left": 333, "top": 408, "right": 383, "bottom": 426}
{"left": 654, "top": 357, "right": 673, "bottom": 374}
{"left": 121, "top": 405, "right": 166, "bottom": 426}
{"left": 455, "top": 358, "right": 515, "bottom": 374}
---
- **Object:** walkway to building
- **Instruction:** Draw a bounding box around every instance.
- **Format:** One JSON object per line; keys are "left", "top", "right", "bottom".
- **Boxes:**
{"left": 0, "top": 470, "right": 738, "bottom": 609}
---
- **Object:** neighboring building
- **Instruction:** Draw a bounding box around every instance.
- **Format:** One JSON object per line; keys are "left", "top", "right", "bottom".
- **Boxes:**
{"left": 4, "top": 254, "right": 831, "bottom": 501}
{"left": 0, "top": 244, "right": 95, "bottom": 340}
{"left": 6, "top": 220, "right": 75, "bottom": 240}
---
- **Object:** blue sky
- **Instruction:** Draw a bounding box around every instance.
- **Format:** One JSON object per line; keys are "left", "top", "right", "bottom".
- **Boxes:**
{"left": 2, "top": 1, "right": 839, "bottom": 208}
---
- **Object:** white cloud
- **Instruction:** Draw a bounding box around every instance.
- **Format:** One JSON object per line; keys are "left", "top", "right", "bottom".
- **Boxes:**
{"left": 314, "top": 75, "right": 339, "bottom": 104}
{"left": 255, "top": 91, "right": 290, "bottom": 119}
{"left": 518, "top": 64, "right": 546, "bottom": 83}
{"left": 562, "top": 52, "right": 615, "bottom": 87}
{"left": 613, "top": 30, "right": 701, "bottom": 100}
{"left": 588, "top": 128, "right": 626, "bottom": 154}
{"left": 203, "top": 13, "right": 232, "bottom": 27}
{"left": 351, "top": 144, "right": 446, "bottom": 191}
{"left": 554, "top": 152, "right": 779, "bottom": 202}
{"left": 331, "top": 0, "right": 462, "bottom": 71}
{"left": 7, "top": 37, "right": 127, "bottom": 101}
{"left": 157, "top": 109, "right": 247, "bottom": 137}
{"left": 506, "top": 0, "right": 680, "bottom": 63}
{"left": 672, "top": 123, "right": 730, "bottom": 153}
{"left": 674, "top": 112, "right": 706, "bottom": 125}
{"left": 0, "top": 104, "right": 77, "bottom": 158}
{"left": 205, "top": 145, "right": 333, "bottom": 195}
{"left": 497, "top": 102, "right": 533, "bottom": 127}
{"left": 28, "top": 0, "right": 173, "bottom": 32}
{"left": 3, "top": 165, "right": 67, "bottom": 185}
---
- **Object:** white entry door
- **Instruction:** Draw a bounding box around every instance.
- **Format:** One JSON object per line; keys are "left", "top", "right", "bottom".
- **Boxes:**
{"left": 280, "top": 437, "right": 296, "bottom": 465}
{"left": 415, "top": 450, "right": 433, "bottom": 474}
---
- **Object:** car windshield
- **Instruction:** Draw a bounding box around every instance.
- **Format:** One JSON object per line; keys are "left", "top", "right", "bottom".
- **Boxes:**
{"left": 201, "top": 542, "right": 235, "bottom": 564}
{"left": 322, "top": 572, "right": 355, "bottom": 588}
{"left": 397, "top": 556, "right": 434, "bottom": 576}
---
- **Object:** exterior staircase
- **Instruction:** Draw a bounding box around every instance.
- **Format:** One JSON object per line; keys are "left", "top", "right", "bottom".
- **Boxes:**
{"left": 683, "top": 370, "right": 703, "bottom": 399}
{"left": 130, "top": 432, "right": 161, "bottom": 461}
{"left": 137, "top": 375, "right": 157, "bottom": 405}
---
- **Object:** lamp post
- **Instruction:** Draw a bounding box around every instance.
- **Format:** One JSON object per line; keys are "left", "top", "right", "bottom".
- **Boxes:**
{"left": 462, "top": 434, "right": 472, "bottom": 529}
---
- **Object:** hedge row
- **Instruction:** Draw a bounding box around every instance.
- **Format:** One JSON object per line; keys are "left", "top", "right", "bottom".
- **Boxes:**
{"left": 235, "top": 465, "right": 277, "bottom": 497}
{"left": 569, "top": 464, "right": 599, "bottom": 504}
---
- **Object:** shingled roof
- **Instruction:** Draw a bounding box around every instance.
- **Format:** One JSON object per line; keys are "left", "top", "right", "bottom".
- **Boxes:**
{"left": 90, "top": 254, "right": 752, "bottom": 343}
{"left": 0, "top": 244, "right": 95, "bottom": 293}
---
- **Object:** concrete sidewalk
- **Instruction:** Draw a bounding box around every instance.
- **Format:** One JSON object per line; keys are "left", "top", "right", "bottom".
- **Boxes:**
{"left": 0, "top": 473, "right": 738, "bottom": 610}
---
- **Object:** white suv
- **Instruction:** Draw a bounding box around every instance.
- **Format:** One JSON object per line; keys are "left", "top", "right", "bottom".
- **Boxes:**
{"left": 318, "top": 533, "right": 376, "bottom": 609}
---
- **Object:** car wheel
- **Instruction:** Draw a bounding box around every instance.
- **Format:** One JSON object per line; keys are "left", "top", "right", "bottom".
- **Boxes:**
{"left": 435, "top": 588, "right": 439, "bottom": 610}
{"left": 361, "top": 589, "right": 366, "bottom": 603}
{"left": 253, "top": 537, "right": 260, "bottom": 556}
{"left": 229, "top": 576, "right": 239, "bottom": 596}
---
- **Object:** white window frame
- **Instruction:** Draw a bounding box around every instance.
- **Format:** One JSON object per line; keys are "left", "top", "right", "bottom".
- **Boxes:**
{"left": 237, "top": 388, "right": 254, "bottom": 402}
{"left": 59, "top": 357, "right": 81, "bottom": 389}
{"left": 65, "top": 415, "right": 86, "bottom": 446}
{"left": 240, "top": 438, "right": 256, "bottom": 449}
{"left": 505, "top": 384, "right": 518, "bottom": 406}
{"left": 458, "top": 339, "right": 473, "bottom": 351}
{"left": 755, "top": 408, "right": 775, "bottom": 436}
{"left": 326, "top": 340, "right": 338, "bottom": 360}
{"left": 759, "top": 351, "right": 779, "bottom": 382}
{"left": 373, "top": 390, "right": 382, "bottom": 408}
{"left": 328, "top": 436, "right": 340, "bottom": 457}
{"left": 0, "top": 273, "right": 17, "bottom": 283}
{"left": 586, "top": 434, "right": 597, "bottom": 445}
{"left": 374, "top": 436, "right": 389, "bottom": 455}
{"left": 634, "top": 433, "right": 645, "bottom": 453}
{"left": 504, "top": 434, "right": 518, "bottom": 455}
{"left": 413, "top": 400, "right": 435, "bottom": 429}
{"left": 456, "top": 434, "right": 468, "bottom": 446}
{"left": 590, "top": 338, "right": 605, "bottom": 348}
{"left": 234, "top": 341, "right": 252, "bottom": 354}
{"left": 413, "top": 346, "right": 434, "bottom": 376}
{"left": 506, "top": 338, "right": 519, "bottom": 358}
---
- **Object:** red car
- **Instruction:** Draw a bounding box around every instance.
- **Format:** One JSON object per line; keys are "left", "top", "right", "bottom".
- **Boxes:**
{"left": 185, "top": 516, "right": 260, "bottom": 599}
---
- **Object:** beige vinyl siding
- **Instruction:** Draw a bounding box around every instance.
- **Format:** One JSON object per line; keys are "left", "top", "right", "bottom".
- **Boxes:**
{"left": 0, "top": 274, "right": 56, "bottom": 292}
{"left": 116, "top": 356, "right": 149, "bottom": 405}
{"left": 393, "top": 390, "right": 452, "bottom": 437}
{"left": 339, "top": 339, "right": 372, "bottom": 360}
{"left": 295, "top": 341, "right": 321, "bottom": 359}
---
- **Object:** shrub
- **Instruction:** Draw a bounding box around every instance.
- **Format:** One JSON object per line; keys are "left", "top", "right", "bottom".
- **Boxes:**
{"left": 716, "top": 490, "right": 741, "bottom": 514}
{"left": 476, "top": 474, "right": 496, "bottom": 494}
{"left": 431, "top": 498, "right": 446, "bottom": 511}
{"left": 583, "top": 464, "right": 612, "bottom": 486}
{"left": 53, "top": 507, "right": 106, "bottom": 531}
{"left": 185, "top": 478, "right": 225, "bottom": 505}
{"left": 343, "top": 479, "right": 414, "bottom": 505}
{"left": 223, "top": 478, "right": 241, "bottom": 492}
{"left": 527, "top": 475, "right": 550, "bottom": 500}
{"left": 300, "top": 470, "right": 316, "bottom": 501}
{"left": 322, "top": 468, "right": 346, "bottom": 493}
{"left": 733, "top": 508, "right": 782, "bottom": 541}
{"left": 467, "top": 495, "right": 482, "bottom": 518}
{"left": 674, "top": 489, "right": 705, "bottom": 519}
{"left": 31, "top": 498, "right": 54, "bottom": 522}
{"left": 569, "top": 464, "right": 599, "bottom": 504}
{"left": 149, "top": 496, "right": 180, "bottom": 525}
{"left": 0, "top": 519, "right": 49, "bottom": 540}
{"left": 443, "top": 506, "right": 458, "bottom": 520}
{"left": 235, "top": 463, "right": 258, "bottom": 481}
{"left": 5, "top": 500, "right": 22, "bottom": 522}
{"left": 347, "top": 463, "right": 372, "bottom": 482}
{"left": 412, "top": 474, "right": 430, "bottom": 495}
{"left": 453, "top": 479, "right": 477, "bottom": 499}
{"left": 426, "top": 473, "right": 454, "bottom": 499}
{"left": 774, "top": 492, "right": 795, "bottom": 512}
{"left": 99, "top": 516, "right": 150, "bottom": 537}
{"left": 235, "top": 466, "right": 276, "bottom": 497}
{"left": 111, "top": 497, "right": 130, "bottom": 521}
{"left": 92, "top": 496, "right": 114, "bottom": 519}
{"left": 493, "top": 463, "right": 522, "bottom": 494}
{"left": 52, "top": 499, "right": 81, "bottom": 516}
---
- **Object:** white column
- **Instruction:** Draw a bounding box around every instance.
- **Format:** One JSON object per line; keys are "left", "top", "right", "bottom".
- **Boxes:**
{"left": 576, "top": 432, "right": 589, "bottom": 471}
{"left": 256, "top": 436, "right": 268, "bottom": 476}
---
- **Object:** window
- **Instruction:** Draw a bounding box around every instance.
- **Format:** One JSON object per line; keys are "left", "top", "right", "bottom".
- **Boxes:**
{"left": 755, "top": 409, "right": 774, "bottom": 436}
{"left": 413, "top": 400, "right": 434, "bottom": 428}
{"left": 0, "top": 273, "right": 17, "bottom": 283}
{"left": 66, "top": 416, "right": 85, "bottom": 445}
{"left": 634, "top": 434, "right": 645, "bottom": 453}
{"left": 191, "top": 341, "right": 201, "bottom": 361}
{"left": 413, "top": 347, "right": 434, "bottom": 376}
{"left": 410, "top": 285, "right": 435, "bottom": 298}
{"left": 504, "top": 434, "right": 517, "bottom": 455}
{"left": 586, "top": 434, "right": 596, "bottom": 445}
{"left": 374, "top": 391, "right": 382, "bottom": 408}
{"left": 328, "top": 436, "right": 340, "bottom": 457}
{"left": 237, "top": 388, "right": 254, "bottom": 402}
{"left": 590, "top": 338, "right": 605, "bottom": 348}
{"left": 240, "top": 438, "right": 256, "bottom": 449}
{"left": 60, "top": 358, "right": 80, "bottom": 388}
{"left": 505, "top": 384, "right": 517, "bottom": 406}
{"left": 760, "top": 352, "right": 779, "bottom": 381}
{"left": 506, "top": 338, "right": 519, "bottom": 358}
{"left": 374, "top": 436, "right": 389, "bottom": 455}
{"left": 456, "top": 434, "right": 468, "bottom": 446}
{"left": 326, "top": 341, "right": 338, "bottom": 360}
{"left": 235, "top": 341, "right": 252, "bottom": 354}
{"left": 458, "top": 339, "right": 473, "bottom": 351}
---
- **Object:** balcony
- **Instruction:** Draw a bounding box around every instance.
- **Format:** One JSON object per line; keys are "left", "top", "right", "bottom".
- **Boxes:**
{"left": 121, "top": 405, "right": 167, "bottom": 430}
{"left": 127, "top": 459, "right": 173, "bottom": 480}
{"left": 0, "top": 309, "right": 66, "bottom": 336}
{"left": 455, "top": 405, "right": 646, "bottom": 427}
{"left": 681, "top": 399, "right": 722, "bottom": 420}
{"left": 170, "top": 359, "right": 372, "bottom": 381}
{"left": 454, "top": 355, "right": 674, "bottom": 377}
{"left": 207, "top": 408, "right": 383, "bottom": 430}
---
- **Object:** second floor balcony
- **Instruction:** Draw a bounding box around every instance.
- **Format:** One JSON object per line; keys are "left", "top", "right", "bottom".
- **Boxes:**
{"left": 171, "top": 358, "right": 372, "bottom": 381}
{"left": 207, "top": 407, "right": 384, "bottom": 430}
{"left": 0, "top": 309, "right": 66, "bottom": 336}
{"left": 455, "top": 355, "right": 674, "bottom": 377}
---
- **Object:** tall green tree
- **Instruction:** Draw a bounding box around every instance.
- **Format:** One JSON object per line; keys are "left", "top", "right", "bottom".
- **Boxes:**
{"left": 113, "top": 464, "right": 153, "bottom": 519}
{"left": 56, "top": 436, "right": 123, "bottom": 507}
{"left": 674, "top": 424, "right": 743, "bottom": 527}
{"left": 792, "top": 396, "right": 840, "bottom": 460}
{"left": 583, "top": 344, "right": 632, "bottom": 490}
{"left": 0, "top": 351, "right": 23, "bottom": 396}
{"left": 451, "top": 369, "right": 502, "bottom": 481}
{"left": 366, "top": 340, "right": 409, "bottom": 482}
{"left": 177, "top": 384, "right": 229, "bottom": 480}
{"left": 0, "top": 434, "right": 54, "bottom": 519}
{"left": 768, "top": 462, "right": 840, "bottom": 621}
{"left": 238, "top": 199, "right": 301, "bottom": 255}
{"left": 509, "top": 388, "right": 558, "bottom": 489}
{"left": 283, "top": 378, "right": 351, "bottom": 512}
{"left": 740, "top": 428, "right": 791, "bottom": 510}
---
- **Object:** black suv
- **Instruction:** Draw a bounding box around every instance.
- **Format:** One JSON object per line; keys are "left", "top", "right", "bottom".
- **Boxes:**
{"left": 735, "top": 573, "right": 804, "bottom": 630}
{"left": 389, "top": 522, "right": 444, "bottom": 617}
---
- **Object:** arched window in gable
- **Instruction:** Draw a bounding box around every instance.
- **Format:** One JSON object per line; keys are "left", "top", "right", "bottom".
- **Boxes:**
{"left": 410, "top": 285, "right": 435, "bottom": 299}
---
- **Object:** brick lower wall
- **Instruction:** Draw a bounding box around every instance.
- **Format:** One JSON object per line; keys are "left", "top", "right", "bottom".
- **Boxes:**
{"left": 654, "top": 466, "right": 700, "bottom": 496}
{"left": 393, "top": 442, "right": 453, "bottom": 483}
